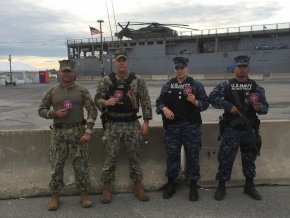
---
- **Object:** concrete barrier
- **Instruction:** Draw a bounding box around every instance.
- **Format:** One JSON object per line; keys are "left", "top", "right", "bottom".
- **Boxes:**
{"left": 192, "top": 74, "right": 205, "bottom": 80}
{"left": 205, "top": 74, "right": 226, "bottom": 80}
{"left": 0, "top": 128, "right": 167, "bottom": 199}
{"left": 77, "top": 76, "right": 102, "bottom": 81}
{"left": 268, "top": 73, "right": 290, "bottom": 80}
{"left": 225, "top": 73, "right": 264, "bottom": 81}
{"left": 0, "top": 120, "right": 290, "bottom": 199}
{"left": 140, "top": 75, "right": 152, "bottom": 81}
{"left": 249, "top": 74, "right": 264, "bottom": 80}
{"left": 151, "top": 75, "right": 169, "bottom": 81}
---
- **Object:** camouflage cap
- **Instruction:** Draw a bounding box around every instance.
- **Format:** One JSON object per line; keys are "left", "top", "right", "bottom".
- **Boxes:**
{"left": 114, "top": 49, "right": 128, "bottom": 60}
{"left": 234, "top": 55, "right": 250, "bottom": 66}
{"left": 59, "top": 60, "right": 75, "bottom": 71}
{"left": 173, "top": 57, "right": 189, "bottom": 68}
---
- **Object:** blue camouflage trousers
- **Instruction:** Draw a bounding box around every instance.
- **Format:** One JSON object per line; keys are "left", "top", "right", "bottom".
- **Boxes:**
{"left": 101, "top": 120, "right": 143, "bottom": 182}
{"left": 49, "top": 126, "right": 90, "bottom": 192}
{"left": 164, "top": 122, "right": 202, "bottom": 181}
{"left": 216, "top": 126, "right": 258, "bottom": 181}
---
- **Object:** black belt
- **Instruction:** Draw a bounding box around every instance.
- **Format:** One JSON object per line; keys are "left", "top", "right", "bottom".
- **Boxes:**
{"left": 107, "top": 113, "right": 140, "bottom": 122}
{"left": 50, "top": 120, "right": 86, "bottom": 129}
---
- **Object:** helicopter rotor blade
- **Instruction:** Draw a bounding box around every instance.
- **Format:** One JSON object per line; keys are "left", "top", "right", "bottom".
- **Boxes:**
{"left": 159, "top": 24, "right": 189, "bottom": 27}
{"left": 127, "top": 22, "right": 190, "bottom": 27}
{"left": 117, "top": 21, "right": 199, "bottom": 31}
{"left": 118, "top": 22, "right": 124, "bottom": 30}
{"left": 170, "top": 26, "right": 199, "bottom": 31}
{"left": 125, "top": 21, "right": 130, "bottom": 28}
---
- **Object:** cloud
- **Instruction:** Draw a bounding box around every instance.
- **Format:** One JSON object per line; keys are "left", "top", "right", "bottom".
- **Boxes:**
{"left": 116, "top": 1, "right": 280, "bottom": 30}
{"left": 0, "top": 0, "right": 284, "bottom": 64}
{"left": 0, "top": 1, "right": 87, "bottom": 57}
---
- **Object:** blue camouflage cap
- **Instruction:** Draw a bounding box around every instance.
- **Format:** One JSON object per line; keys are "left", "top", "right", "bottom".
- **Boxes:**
{"left": 173, "top": 57, "right": 189, "bottom": 68}
{"left": 59, "top": 60, "right": 75, "bottom": 71}
{"left": 234, "top": 55, "right": 250, "bottom": 66}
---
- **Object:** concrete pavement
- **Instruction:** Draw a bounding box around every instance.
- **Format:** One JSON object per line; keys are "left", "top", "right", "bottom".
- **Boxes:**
{"left": 1, "top": 79, "right": 290, "bottom": 130}
{"left": 0, "top": 185, "right": 289, "bottom": 218}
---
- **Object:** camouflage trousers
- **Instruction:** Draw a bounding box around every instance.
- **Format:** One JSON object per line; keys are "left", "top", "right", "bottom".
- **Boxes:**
{"left": 49, "top": 126, "right": 90, "bottom": 192}
{"left": 101, "top": 120, "right": 143, "bottom": 182}
{"left": 216, "top": 127, "right": 258, "bottom": 181}
{"left": 164, "top": 123, "right": 202, "bottom": 181}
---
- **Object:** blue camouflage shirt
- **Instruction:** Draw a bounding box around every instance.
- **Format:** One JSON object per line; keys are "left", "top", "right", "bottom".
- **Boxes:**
{"left": 209, "top": 78, "right": 269, "bottom": 115}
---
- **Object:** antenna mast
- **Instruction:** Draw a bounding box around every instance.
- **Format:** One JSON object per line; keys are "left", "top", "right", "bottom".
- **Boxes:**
{"left": 105, "top": 0, "right": 114, "bottom": 41}
{"left": 110, "top": 0, "right": 118, "bottom": 33}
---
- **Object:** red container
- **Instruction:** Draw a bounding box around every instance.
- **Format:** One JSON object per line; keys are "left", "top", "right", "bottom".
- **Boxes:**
{"left": 39, "top": 71, "right": 50, "bottom": 83}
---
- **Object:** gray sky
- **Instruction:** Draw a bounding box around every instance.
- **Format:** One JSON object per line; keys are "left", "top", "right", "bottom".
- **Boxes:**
{"left": 0, "top": 0, "right": 288, "bottom": 69}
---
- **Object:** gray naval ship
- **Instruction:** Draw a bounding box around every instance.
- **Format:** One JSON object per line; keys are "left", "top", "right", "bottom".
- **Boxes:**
{"left": 67, "top": 22, "right": 290, "bottom": 76}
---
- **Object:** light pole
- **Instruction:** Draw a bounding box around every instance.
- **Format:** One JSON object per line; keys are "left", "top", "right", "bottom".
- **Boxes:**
{"left": 97, "top": 19, "right": 104, "bottom": 76}
{"left": 8, "top": 54, "right": 12, "bottom": 83}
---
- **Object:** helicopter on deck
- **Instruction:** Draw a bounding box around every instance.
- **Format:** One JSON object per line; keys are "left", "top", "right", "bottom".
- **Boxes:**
{"left": 115, "top": 22, "right": 198, "bottom": 40}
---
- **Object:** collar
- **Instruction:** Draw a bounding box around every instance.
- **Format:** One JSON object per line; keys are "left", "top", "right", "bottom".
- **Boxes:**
{"left": 59, "top": 82, "right": 76, "bottom": 89}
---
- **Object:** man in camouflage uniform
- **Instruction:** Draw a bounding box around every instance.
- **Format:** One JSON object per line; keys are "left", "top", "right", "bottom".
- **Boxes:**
{"left": 209, "top": 55, "right": 269, "bottom": 201}
{"left": 94, "top": 49, "right": 152, "bottom": 203}
{"left": 38, "top": 60, "right": 98, "bottom": 210}
{"left": 156, "top": 57, "right": 209, "bottom": 201}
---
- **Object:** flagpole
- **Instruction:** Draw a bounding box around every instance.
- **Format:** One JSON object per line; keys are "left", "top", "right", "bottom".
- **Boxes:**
{"left": 97, "top": 20, "right": 104, "bottom": 77}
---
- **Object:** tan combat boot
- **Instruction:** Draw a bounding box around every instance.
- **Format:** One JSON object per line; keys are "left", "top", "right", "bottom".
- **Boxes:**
{"left": 80, "top": 190, "right": 93, "bottom": 208}
{"left": 48, "top": 192, "right": 59, "bottom": 211}
{"left": 133, "top": 180, "right": 149, "bottom": 201}
{"left": 100, "top": 182, "right": 112, "bottom": 203}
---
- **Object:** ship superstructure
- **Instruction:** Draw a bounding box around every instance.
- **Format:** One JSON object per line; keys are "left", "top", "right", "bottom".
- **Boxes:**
{"left": 67, "top": 22, "right": 290, "bottom": 76}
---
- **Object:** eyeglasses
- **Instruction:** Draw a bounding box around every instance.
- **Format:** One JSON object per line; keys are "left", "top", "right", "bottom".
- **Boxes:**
{"left": 175, "top": 66, "right": 185, "bottom": 70}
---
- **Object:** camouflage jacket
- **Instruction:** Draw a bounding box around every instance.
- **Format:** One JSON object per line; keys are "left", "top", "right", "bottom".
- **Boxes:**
{"left": 38, "top": 82, "right": 98, "bottom": 129}
{"left": 94, "top": 73, "right": 152, "bottom": 120}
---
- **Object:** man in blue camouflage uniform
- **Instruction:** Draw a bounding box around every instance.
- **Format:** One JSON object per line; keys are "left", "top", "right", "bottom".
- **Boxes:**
{"left": 38, "top": 60, "right": 98, "bottom": 210}
{"left": 94, "top": 49, "right": 152, "bottom": 203}
{"left": 156, "top": 57, "right": 209, "bottom": 201}
{"left": 209, "top": 55, "right": 269, "bottom": 201}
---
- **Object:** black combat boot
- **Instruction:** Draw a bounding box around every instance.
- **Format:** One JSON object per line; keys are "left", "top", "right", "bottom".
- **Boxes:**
{"left": 163, "top": 177, "right": 176, "bottom": 199}
{"left": 214, "top": 181, "right": 226, "bottom": 201}
{"left": 244, "top": 177, "right": 262, "bottom": 200}
{"left": 189, "top": 180, "right": 199, "bottom": 202}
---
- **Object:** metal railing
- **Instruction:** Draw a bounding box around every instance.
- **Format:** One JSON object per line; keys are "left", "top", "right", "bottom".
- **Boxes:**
{"left": 67, "top": 22, "right": 290, "bottom": 45}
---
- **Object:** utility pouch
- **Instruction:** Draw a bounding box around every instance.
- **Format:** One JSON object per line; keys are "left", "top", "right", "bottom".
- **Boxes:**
{"left": 100, "top": 112, "right": 108, "bottom": 130}
{"left": 127, "top": 90, "right": 138, "bottom": 111}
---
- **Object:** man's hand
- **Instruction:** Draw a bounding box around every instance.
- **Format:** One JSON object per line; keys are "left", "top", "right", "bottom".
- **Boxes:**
{"left": 140, "top": 121, "right": 150, "bottom": 136}
{"left": 104, "top": 97, "right": 119, "bottom": 106}
{"left": 230, "top": 105, "right": 242, "bottom": 117}
{"left": 186, "top": 94, "right": 198, "bottom": 106}
{"left": 162, "top": 107, "right": 174, "bottom": 120}
{"left": 80, "top": 132, "right": 91, "bottom": 143}
{"left": 252, "top": 102, "right": 262, "bottom": 112}
{"left": 54, "top": 109, "right": 68, "bottom": 118}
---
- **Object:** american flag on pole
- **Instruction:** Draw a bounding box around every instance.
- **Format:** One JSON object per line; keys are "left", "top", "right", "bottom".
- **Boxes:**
{"left": 90, "top": 26, "right": 101, "bottom": 35}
